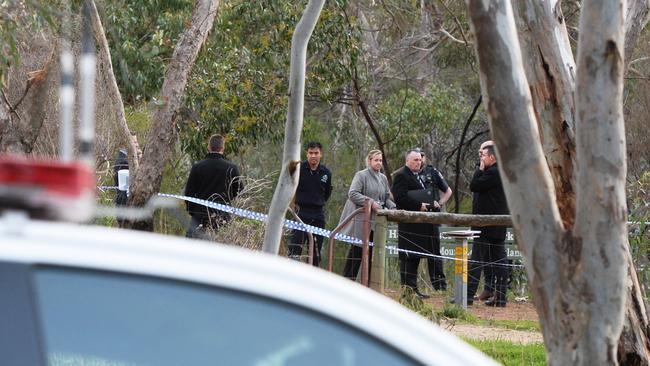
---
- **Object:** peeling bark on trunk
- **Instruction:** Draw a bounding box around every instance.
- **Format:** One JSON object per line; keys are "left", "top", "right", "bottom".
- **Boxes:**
{"left": 262, "top": 0, "right": 325, "bottom": 254}
{"left": 513, "top": 0, "right": 577, "bottom": 229}
{"left": 125, "top": 0, "right": 219, "bottom": 231}
{"left": 465, "top": 0, "right": 649, "bottom": 364}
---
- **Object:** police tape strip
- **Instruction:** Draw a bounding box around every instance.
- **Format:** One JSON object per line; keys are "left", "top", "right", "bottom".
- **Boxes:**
{"left": 158, "top": 193, "right": 525, "bottom": 268}
{"left": 158, "top": 193, "right": 365, "bottom": 246}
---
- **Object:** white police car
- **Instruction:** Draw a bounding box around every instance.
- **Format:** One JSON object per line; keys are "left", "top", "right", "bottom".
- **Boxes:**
{"left": 0, "top": 212, "right": 498, "bottom": 366}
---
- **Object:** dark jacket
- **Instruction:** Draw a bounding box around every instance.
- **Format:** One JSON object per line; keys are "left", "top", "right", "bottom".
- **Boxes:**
{"left": 419, "top": 165, "right": 449, "bottom": 203}
{"left": 470, "top": 163, "right": 509, "bottom": 240}
{"left": 294, "top": 161, "right": 332, "bottom": 211}
{"left": 184, "top": 153, "right": 243, "bottom": 223}
{"left": 391, "top": 166, "right": 435, "bottom": 259}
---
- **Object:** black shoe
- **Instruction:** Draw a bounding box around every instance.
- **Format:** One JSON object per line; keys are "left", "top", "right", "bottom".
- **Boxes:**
{"left": 414, "top": 289, "right": 430, "bottom": 299}
{"left": 484, "top": 299, "right": 506, "bottom": 307}
{"left": 449, "top": 298, "right": 473, "bottom": 306}
{"left": 477, "top": 290, "right": 494, "bottom": 301}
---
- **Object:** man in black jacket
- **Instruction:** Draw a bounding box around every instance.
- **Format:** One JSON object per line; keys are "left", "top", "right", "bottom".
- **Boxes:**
{"left": 468, "top": 141, "right": 509, "bottom": 306}
{"left": 392, "top": 149, "right": 440, "bottom": 299}
{"left": 288, "top": 142, "right": 332, "bottom": 267}
{"left": 184, "top": 134, "right": 243, "bottom": 238}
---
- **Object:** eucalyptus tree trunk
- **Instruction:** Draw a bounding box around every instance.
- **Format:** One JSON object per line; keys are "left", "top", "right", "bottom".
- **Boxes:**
{"left": 465, "top": 0, "right": 647, "bottom": 364}
{"left": 126, "top": 0, "right": 219, "bottom": 231}
{"left": 512, "top": 0, "right": 577, "bottom": 228}
{"left": 512, "top": 0, "right": 650, "bottom": 363}
{"left": 88, "top": 0, "right": 140, "bottom": 172}
{"left": 262, "top": 0, "right": 325, "bottom": 254}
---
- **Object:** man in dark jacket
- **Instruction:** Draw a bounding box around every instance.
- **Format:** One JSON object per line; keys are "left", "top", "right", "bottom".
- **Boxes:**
{"left": 392, "top": 149, "right": 438, "bottom": 299}
{"left": 468, "top": 141, "right": 509, "bottom": 306}
{"left": 288, "top": 142, "right": 332, "bottom": 267}
{"left": 184, "top": 134, "right": 243, "bottom": 238}
{"left": 418, "top": 150, "right": 452, "bottom": 291}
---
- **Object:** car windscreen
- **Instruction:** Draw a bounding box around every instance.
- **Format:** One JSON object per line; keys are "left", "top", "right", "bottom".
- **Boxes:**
{"left": 33, "top": 267, "right": 420, "bottom": 366}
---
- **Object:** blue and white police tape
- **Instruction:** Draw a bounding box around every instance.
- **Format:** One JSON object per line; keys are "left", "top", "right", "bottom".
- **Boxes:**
{"left": 158, "top": 193, "right": 527, "bottom": 268}
{"left": 158, "top": 193, "right": 367, "bottom": 246}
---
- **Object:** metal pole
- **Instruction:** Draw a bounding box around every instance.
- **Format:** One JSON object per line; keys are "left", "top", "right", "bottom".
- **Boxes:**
{"left": 360, "top": 200, "right": 372, "bottom": 287}
{"left": 454, "top": 236, "right": 469, "bottom": 309}
{"left": 79, "top": 1, "right": 96, "bottom": 167}
{"left": 370, "top": 215, "right": 387, "bottom": 293}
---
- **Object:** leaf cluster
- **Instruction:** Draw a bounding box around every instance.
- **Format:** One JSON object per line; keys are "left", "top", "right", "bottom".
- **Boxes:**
{"left": 180, "top": 0, "right": 362, "bottom": 159}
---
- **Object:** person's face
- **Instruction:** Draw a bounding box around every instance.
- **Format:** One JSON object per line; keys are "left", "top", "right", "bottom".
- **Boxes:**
{"left": 307, "top": 148, "right": 322, "bottom": 167}
{"left": 368, "top": 154, "right": 383, "bottom": 172}
{"left": 405, "top": 152, "right": 422, "bottom": 172}
{"left": 480, "top": 149, "right": 497, "bottom": 167}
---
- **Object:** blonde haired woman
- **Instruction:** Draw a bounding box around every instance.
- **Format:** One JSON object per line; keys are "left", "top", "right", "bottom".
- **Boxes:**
{"left": 339, "top": 150, "right": 396, "bottom": 280}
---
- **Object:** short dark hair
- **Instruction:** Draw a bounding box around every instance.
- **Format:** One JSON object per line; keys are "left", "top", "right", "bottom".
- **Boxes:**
{"left": 484, "top": 145, "right": 496, "bottom": 157}
{"left": 306, "top": 141, "right": 322, "bottom": 151}
{"left": 208, "top": 134, "right": 225, "bottom": 152}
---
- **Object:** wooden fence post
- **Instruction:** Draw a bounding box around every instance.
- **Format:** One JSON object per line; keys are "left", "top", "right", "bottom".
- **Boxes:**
{"left": 370, "top": 215, "right": 387, "bottom": 293}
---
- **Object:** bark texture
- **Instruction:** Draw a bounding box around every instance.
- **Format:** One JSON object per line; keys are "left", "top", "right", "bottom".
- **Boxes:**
{"left": 512, "top": 0, "right": 576, "bottom": 229}
{"left": 465, "top": 0, "right": 647, "bottom": 364}
{"left": 262, "top": 0, "right": 325, "bottom": 254}
{"left": 378, "top": 210, "right": 511, "bottom": 226}
{"left": 126, "top": 0, "right": 219, "bottom": 231}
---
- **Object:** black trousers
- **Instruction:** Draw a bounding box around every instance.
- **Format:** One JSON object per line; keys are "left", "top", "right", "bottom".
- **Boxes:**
{"left": 468, "top": 238, "right": 508, "bottom": 301}
{"left": 343, "top": 232, "right": 374, "bottom": 281}
{"left": 400, "top": 255, "right": 420, "bottom": 289}
{"left": 427, "top": 230, "right": 447, "bottom": 290}
{"left": 288, "top": 210, "right": 325, "bottom": 267}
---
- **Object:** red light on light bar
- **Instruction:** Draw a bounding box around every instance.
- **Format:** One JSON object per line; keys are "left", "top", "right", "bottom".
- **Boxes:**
{"left": 0, "top": 157, "right": 95, "bottom": 197}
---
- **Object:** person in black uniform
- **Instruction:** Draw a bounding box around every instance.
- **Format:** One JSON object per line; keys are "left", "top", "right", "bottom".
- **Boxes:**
{"left": 184, "top": 134, "right": 243, "bottom": 238}
{"left": 418, "top": 150, "right": 452, "bottom": 291}
{"left": 288, "top": 141, "right": 332, "bottom": 267}
{"left": 392, "top": 149, "right": 438, "bottom": 299}
{"left": 468, "top": 141, "right": 509, "bottom": 307}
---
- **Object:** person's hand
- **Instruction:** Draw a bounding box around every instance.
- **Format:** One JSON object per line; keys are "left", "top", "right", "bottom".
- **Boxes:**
{"left": 420, "top": 203, "right": 429, "bottom": 211}
{"left": 432, "top": 200, "right": 441, "bottom": 210}
{"left": 372, "top": 201, "right": 381, "bottom": 211}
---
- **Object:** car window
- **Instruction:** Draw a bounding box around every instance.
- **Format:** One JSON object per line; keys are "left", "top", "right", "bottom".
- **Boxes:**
{"left": 33, "top": 267, "right": 420, "bottom": 366}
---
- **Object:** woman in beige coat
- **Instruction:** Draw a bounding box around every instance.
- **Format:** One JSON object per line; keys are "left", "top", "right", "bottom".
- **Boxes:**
{"left": 340, "top": 150, "right": 396, "bottom": 280}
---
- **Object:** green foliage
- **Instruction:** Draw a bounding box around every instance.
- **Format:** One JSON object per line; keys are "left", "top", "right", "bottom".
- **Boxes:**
{"left": 0, "top": 0, "right": 57, "bottom": 86}
{"left": 180, "top": 0, "right": 361, "bottom": 160}
{"left": 101, "top": 0, "right": 193, "bottom": 102}
{"left": 375, "top": 84, "right": 467, "bottom": 164}
{"left": 464, "top": 339, "right": 547, "bottom": 366}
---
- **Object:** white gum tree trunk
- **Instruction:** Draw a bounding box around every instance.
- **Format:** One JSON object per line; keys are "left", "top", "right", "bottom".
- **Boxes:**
{"left": 262, "top": 0, "right": 325, "bottom": 254}
{"left": 465, "top": 0, "right": 643, "bottom": 364}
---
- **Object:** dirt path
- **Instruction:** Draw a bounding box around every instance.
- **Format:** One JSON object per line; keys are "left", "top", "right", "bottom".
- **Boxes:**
{"left": 441, "top": 321, "right": 543, "bottom": 344}
{"left": 387, "top": 290, "right": 544, "bottom": 344}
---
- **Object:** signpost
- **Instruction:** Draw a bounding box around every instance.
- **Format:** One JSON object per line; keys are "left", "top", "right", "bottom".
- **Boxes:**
{"left": 445, "top": 230, "right": 480, "bottom": 309}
